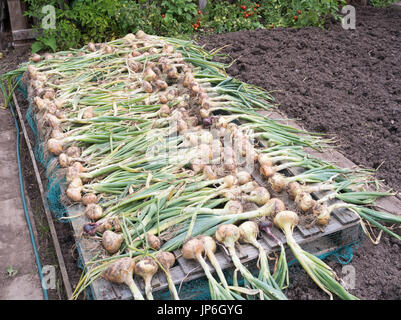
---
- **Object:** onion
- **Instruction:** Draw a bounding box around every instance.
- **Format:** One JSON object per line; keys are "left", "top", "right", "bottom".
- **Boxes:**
{"left": 154, "top": 80, "right": 168, "bottom": 90}
{"left": 287, "top": 181, "right": 302, "bottom": 201}
{"left": 224, "top": 175, "right": 238, "bottom": 188}
{"left": 66, "top": 146, "right": 81, "bottom": 157}
{"left": 147, "top": 233, "right": 161, "bottom": 250}
{"left": 141, "top": 81, "right": 153, "bottom": 93}
{"left": 143, "top": 67, "right": 157, "bottom": 82}
{"left": 224, "top": 200, "right": 243, "bottom": 215}
{"left": 258, "top": 220, "right": 280, "bottom": 243}
{"left": 34, "top": 96, "right": 45, "bottom": 110}
{"left": 82, "top": 107, "right": 94, "bottom": 119}
{"left": 265, "top": 198, "right": 286, "bottom": 217}
{"left": 163, "top": 44, "right": 175, "bottom": 54}
{"left": 294, "top": 192, "right": 315, "bottom": 212}
{"left": 83, "top": 222, "right": 100, "bottom": 236}
{"left": 199, "top": 108, "right": 210, "bottom": 119}
{"left": 87, "top": 42, "right": 96, "bottom": 52}
{"left": 127, "top": 59, "right": 139, "bottom": 72}
{"left": 66, "top": 187, "right": 82, "bottom": 202}
{"left": 136, "top": 30, "right": 147, "bottom": 39}
{"left": 124, "top": 33, "right": 136, "bottom": 41}
{"left": 51, "top": 129, "right": 64, "bottom": 140}
{"left": 58, "top": 153, "right": 70, "bottom": 167}
{"left": 260, "top": 165, "right": 276, "bottom": 178}
{"left": 215, "top": 224, "right": 240, "bottom": 249}
{"left": 312, "top": 203, "right": 331, "bottom": 226}
{"left": 236, "top": 171, "right": 252, "bottom": 185}
{"left": 102, "top": 230, "right": 124, "bottom": 254}
{"left": 239, "top": 221, "right": 259, "bottom": 245}
{"left": 27, "top": 65, "right": 38, "bottom": 79}
{"left": 258, "top": 153, "right": 273, "bottom": 167}
{"left": 246, "top": 187, "right": 271, "bottom": 206}
{"left": 82, "top": 193, "right": 98, "bottom": 205}
{"left": 159, "top": 94, "right": 168, "bottom": 104}
{"left": 43, "top": 88, "right": 55, "bottom": 100}
{"left": 46, "top": 113, "right": 61, "bottom": 128}
{"left": 102, "top": 257, "right": 144, "bottom": 300}
{"left": 31, "top": 54, "right": 42, "bottom": 63}
{"left": 85, "top": 203, "right": 103, "bottom": 221}
{"left": 155, "top": 251, "right": 179, "bottom": 300}
{"left": 66, "top": 166, "right": 81, "bottom": 182}
{"left": 182, "top": 238, "right": 204, "bottom": 260}
{"left": 132, "top": 50, "right": 141, "bottom": 57}
{"left": 47, "top": 138, "right": 63, "bottom": 155}
{"left": 156, "top": 251, "right": 175, "bottom": 271}
{"left": 159, "top": 104, "right": 170, "bottom": 117}
{"left": 135, "top": 257, "right": 158, "bottom": 300}
{"left": 203, "top": 165, "right": 217, "bottom": 180}
{"left": 274, "top": 210, "right": 299, "bottom": 233}
{"left": 269, "top": 173, "right": 288, "bottom": 193}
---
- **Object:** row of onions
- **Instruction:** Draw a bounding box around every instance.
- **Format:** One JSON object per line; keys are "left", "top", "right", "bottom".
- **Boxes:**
{"left": 2, "top": 30, "right": 401, "bottom": 301}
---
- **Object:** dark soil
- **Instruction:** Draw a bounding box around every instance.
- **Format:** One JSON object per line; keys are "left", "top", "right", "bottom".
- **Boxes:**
{"left": 199, "top": 5, "right": 401, "bottom": 299}
{"left": 199, "top": 5, "right": 401, "bottom": 193}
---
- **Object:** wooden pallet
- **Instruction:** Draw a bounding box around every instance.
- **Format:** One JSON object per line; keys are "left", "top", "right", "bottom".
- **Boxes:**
{"left": 62, "top": 107, "right": 401, "bottom": 300}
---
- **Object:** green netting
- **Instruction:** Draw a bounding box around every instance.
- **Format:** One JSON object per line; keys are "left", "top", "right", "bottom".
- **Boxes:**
{"left": 17, "top": 77, "right": 69, "bottom": 222}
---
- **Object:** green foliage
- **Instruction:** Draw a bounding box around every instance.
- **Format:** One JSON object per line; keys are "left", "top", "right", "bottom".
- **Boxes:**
{"left": 204, "top": 1, "right": 264, "bottom": 33}
{"left": 258, "top": 0, "right": 346, "bottom": 28}
{"left": 369, "top": 0, "right": 398, "bottom": 7}
{"left": 23, "top": 0, "right": 347, "bottom": 52}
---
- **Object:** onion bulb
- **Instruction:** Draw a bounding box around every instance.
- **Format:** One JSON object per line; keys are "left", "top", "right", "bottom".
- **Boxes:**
{"left": 215, "top": 224, "right": 240, "bottom": 249}
{"left": 312, "top": 203, "right": 331, "bottom": 226}
{"left": 101, "top": 257, "right": 144, "bottom": 300}
{"left": 239, "top": 221, "right": 259, "bottom": 245}
{"left": 135, "top": 257, "right": 158, "bottom": 300}
{"left": 246, "top": 187, "right": 271, "bottom": 206}
{"left": 85, "top": 203, "right": 103, "bottom": 221}
{"left": 47, "top": 138, "right": 63, "bottom": 155}
{"left": 295, "top": 192, "right": 315, "bottom": 212}
{"left": 287, "top": 181, "right": 302, "bottom": 201}
{"left": 236, "top": 171, "right": 252, "bottom": 185}
{"left": 269, "top": 173, "right": 288, "bottom": 193}
{"left": 102, "top": 230, "right": 124, "bottom": 254}
{"left": 31, "top": 54, "right": 42, "bottom": 63}
{"left": 155, "top": 252, "right": 179, "bottom": 300}
{"left": 82, "top": 193, "right": 98, "bottom": 206}
{"left": 146, "top": 233, "right": 161, "bottom": 250}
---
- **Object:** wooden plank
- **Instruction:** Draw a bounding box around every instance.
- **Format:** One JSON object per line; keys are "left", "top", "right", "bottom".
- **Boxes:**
{"left": 7, "top": 0, "right": 29, "bottom": 32}
{"left": 12, "top": 28, "right": 39, "bottom": 41}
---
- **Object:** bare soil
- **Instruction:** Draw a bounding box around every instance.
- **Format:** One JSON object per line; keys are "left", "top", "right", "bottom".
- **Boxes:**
{"left": 199, "top": 5, "right": 401, "bottom": 299}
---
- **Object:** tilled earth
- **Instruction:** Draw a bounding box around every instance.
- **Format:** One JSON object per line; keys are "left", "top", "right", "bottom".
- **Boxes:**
{"left": 199, "top": 5, "right": 401, "bottom": 299}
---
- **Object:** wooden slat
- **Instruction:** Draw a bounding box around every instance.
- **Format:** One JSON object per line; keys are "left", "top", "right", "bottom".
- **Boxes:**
{"left": 12, "top": 28, "right": 39, "bottom": 41}
{"left": 7, "top": 0, "right": 29, "bottom": 32}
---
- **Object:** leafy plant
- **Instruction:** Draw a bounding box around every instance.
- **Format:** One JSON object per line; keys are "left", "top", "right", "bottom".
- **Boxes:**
{"left": 7, "top": 266, "right": 18, "bottom": 277}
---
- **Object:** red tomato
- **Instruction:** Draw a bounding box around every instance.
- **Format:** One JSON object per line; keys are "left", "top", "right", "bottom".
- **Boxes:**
{"left": 161, "top": 14, "right": 165, "bottom": 18}
{"left": 244, "top": 13, "right": 249, "bottom": 18}
{"left": 298, "top": 9, "right": 302, "bottom": 14}
{"left": 294, "top": 15, "right": 298, "bottom": 21}
{"left": 241, "top": 5, "right": 246, "bottom": 10}
{"left": 198, "top": 10, "right": 201, "bottom": 15}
